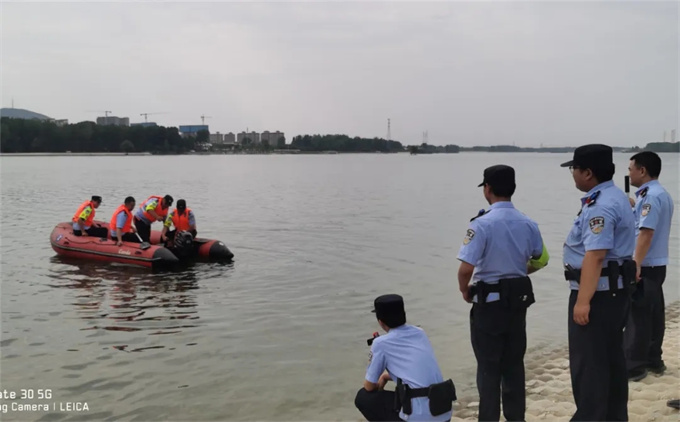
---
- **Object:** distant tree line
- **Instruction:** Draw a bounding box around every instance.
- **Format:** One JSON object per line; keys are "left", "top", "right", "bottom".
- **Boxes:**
{"left": 631, "top": 142, "right": 680, "bottom": 153}
{"left": 1, "top": 118, "right": 196, "bottom": 154}
{"left": 408, "top": 143, "right": 460, "bottom": 154}
{"left": 290, "top": 134, "right": 403, "bottom": 152}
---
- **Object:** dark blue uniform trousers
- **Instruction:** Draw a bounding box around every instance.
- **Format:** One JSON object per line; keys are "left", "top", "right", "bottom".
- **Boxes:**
{"left": 568, "top": 290, "right": 630, "bottom": 421}
{"left": 624, "top": 266, "right": 667, "bottom": 372}
{"left": 355, "top": 388, "right": 403, "bottom": 421}
{"left": 470, "top": 302, "right": 527, "bottom": 422}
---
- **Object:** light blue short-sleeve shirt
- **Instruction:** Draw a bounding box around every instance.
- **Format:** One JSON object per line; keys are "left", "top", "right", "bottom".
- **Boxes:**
{"left": 563, "top": 180, "right": 636, "bottom": 290}
{"left": 456, "top": 202, "right": 544, "bottom": 302}
{"left": 633, "top": 180, "right": 674, "bottom": 267}
{"left": 365, "top": 325, "right": 452, "bottom": 422}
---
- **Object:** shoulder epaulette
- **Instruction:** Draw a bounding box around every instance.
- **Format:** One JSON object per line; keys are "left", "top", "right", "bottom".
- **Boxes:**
{"left": 639, "top": 187, "right": 648, "bottom": 198}
{"left": 585, "top": 190, "right": 600, "bottom": 207}
{"left": 470, "top": 209, "right": 489, "bottom": 222}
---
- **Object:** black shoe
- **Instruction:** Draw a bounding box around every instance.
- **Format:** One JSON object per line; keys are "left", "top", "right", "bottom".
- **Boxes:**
{"left": 648, "top": 361, "right": 666, "bottom": 374}
{"left": 667, "top": 399, "right": 680, "bottom": 410}
{"left": 627, "top": 368, "right": 648, "bottom": 382}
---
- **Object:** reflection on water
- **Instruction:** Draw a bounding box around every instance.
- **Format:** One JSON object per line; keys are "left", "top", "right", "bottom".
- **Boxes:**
{"left": 47, "top": 256, "right": 233, "bottom": 344}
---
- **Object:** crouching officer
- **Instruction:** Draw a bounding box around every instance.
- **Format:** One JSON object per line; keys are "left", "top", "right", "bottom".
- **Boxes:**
{"left": 355, "top": 294, "right": 456, "bottom": 422}
{"left": 456, "top": 164, "right": 548, "bottom": 422}
{"left": 561, "top": 144, "right": 636, "bottom": 421}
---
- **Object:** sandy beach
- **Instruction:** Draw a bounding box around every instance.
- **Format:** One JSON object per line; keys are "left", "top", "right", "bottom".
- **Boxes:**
{"left": 450, "top": 301, "right": 680, "bottom": 421}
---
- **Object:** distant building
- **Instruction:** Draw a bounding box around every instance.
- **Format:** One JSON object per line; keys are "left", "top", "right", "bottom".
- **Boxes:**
{"left": 50, "top": 119, "right": 69, "bottom": 127}
{"left": 260, "top": 130, "right": 285, "bottom": 147}
{"left": 97, "top": 116, "right": 129, "bottom": 126}
{"left": 131, "top": 122, "right": 158, "bottom": 127}
{"left": 237, "top": 131, "right": 260, "bottom": 145}
{"left": 209, "top": 132, "right": 224, "bottom": 144}
{"left": 179, "top": 125, "right": 209, "bottom": 138}
{"left": 224, "top": 132, "right": 236, "bottom": 145}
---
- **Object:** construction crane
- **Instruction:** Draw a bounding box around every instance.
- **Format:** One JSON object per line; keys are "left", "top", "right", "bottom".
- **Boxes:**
{"left": 139, "top": 112, "right": 168, "bottom": 122}
{"left": 200, "top": 115, "right": 212, "bottom": 125}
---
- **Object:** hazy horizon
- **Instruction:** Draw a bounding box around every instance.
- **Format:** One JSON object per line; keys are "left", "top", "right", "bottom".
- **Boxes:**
{"left": 2, "top": 1, "right": 677, "bottom": 147}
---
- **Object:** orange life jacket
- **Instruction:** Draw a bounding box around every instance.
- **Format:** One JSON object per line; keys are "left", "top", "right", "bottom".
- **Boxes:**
{"left": 141, "top": 196, "right": 169, "bottom": 222}
{"left": 72, "top": 200, "right": 96, "bottom": 226}
{"left": 171, "top": 208, "right": 193, "bottom": 231}
{"left": 109, "top": 205, "right": 133, "bottom": 233}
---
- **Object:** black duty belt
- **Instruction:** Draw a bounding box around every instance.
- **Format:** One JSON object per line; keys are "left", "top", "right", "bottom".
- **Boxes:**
{"left": 564, "top": 267, "right": 611, "bottom": 281}
{"left": 564, "top": 260, "right": 637, "bottom": 293}
{"left": 404, "top": 387, "right": 429, "bottom": 398}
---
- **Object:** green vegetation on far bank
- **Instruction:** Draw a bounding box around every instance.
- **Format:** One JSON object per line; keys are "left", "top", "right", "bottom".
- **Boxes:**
{"left": 290, "top": 134, "right": 404, "bottom": 152}
{"left": 2, "top": 117, "right": 677, "bottom": 154}
{"left": 1, "top": 117, "right": 195, "bottom": 154}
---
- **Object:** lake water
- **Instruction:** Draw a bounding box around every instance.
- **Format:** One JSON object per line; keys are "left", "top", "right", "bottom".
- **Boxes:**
{"left": 1, "top": 152, "right": 678, "bottom": 421}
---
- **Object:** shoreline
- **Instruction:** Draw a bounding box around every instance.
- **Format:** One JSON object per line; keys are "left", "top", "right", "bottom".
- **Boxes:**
{"left": 0, "top": 152, "right": 153, "bottom": 156}
{"left": 451, "top": 300, "right": 680, "bottom": 421}
{"left": 3, "top": 151, "right": 671, "bottom": 157}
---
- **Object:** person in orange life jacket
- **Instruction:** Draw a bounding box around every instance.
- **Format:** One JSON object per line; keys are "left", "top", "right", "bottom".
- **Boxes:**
{"left": 133, "top": 194, "right": 173, "bottom": 242}
{"left": 161, "top": 199, "right": 197, "bottom": 243}
{"left": 109, "top": 196, "right": 139, "bottom": 246}
{"left": 72, "top": 195, "right": 108, "bottom": 237}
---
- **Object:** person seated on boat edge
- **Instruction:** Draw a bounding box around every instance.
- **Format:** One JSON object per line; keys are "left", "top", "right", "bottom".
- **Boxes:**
{"left": 161, "top": 199, "right": 197, "bottom": 244}
{"left": 109, "top": 196, "right": 140, "bottom": 246}
{"left": 72, "top": 195, "right": 108, "bottom": 237}
{"left": 133, "top": 194, "right": 173, "bottom": 242}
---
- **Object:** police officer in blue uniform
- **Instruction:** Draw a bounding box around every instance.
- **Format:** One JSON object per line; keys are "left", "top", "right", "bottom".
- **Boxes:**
{"left": 355, "top": 294, "right": 456, "bottom": 422}
{"left": 624, "top": 151, "right": 674, "bottom": 381}
{"left": 561, "top": 144, "right": 636, "bottom": 421}
{"left": 457, "top": 165, "right": 548, "bottom": 422}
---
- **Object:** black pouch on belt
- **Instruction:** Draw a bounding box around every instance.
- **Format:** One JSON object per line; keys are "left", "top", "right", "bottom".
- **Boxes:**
{"left": 499, "top": 276, "right": 535, "bottom": 310}
{"left": 428, "top": 379, "right": 457, "bottom": 416}
{"left": 395, "top": 378, "right": 412, "bottom": 415}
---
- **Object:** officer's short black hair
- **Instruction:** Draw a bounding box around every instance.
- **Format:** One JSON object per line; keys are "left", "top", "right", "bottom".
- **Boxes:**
{"left": 373, "top": 294, "right": 406, "bottom": 328}
{"left": 490, "top": 184, "right": 515, "bottom": 198}
{"left": 630, "top": 151, "right": 661, "bottom": 178}
{"left": 177, "top": 199, "right": 186, "bottom": 210}
{"left": 590, "top": 164, "right": 615, "bottom": 183}
{"left": 124, "top": 196, "right": 135, "bottom": 205}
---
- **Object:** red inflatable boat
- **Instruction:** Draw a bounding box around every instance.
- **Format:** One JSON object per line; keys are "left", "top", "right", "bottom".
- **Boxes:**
{"left": 50, "top": 221, "right": 234, "bottom": 269}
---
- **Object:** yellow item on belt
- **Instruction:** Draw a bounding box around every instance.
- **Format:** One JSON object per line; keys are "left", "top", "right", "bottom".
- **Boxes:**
{"left": 528, "top": 243, "right": 549, "bottom": 270}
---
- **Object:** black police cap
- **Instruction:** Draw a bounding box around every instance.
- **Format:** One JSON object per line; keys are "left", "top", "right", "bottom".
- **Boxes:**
{"left": 372, "top": 294, "right": 406, "bottom": 326}
{"left": 91, "top": 195, "right": 102, "bottom": 202}
{"left": 478, "top": 164, "right": 516, "bottom": 188}
{"left": 560, "top": 144, "right": 613, "bottom": 170}
{"left": 177, "top": 199, "right": 186, "bottom": 209}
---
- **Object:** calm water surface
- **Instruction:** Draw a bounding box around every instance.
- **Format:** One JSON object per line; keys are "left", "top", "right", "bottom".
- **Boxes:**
{"left": 1, "top": 153, "right": 678, "bottom": 421}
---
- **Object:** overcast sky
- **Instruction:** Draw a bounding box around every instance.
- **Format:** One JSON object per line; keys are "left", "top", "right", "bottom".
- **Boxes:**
{"left": 2, "top": 1, "right": 677, "bottom": 147}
